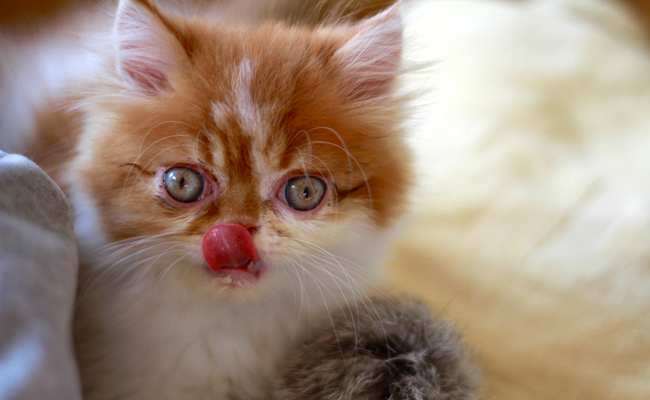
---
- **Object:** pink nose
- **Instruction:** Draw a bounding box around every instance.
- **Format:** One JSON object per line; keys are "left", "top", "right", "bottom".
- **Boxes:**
{"left": 202, "top": 223, "right": 258, "bottom": 272}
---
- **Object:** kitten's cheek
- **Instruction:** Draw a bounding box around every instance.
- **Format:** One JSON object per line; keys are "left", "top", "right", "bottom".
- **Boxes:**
{"left": 201, "top": 224, "right": 259, "bottom": 276}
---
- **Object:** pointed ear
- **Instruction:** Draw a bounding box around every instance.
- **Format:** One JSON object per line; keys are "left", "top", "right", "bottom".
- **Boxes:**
{"left": 335, "top": 6, "right": 403, "bottom": 101}
{"left": 114, "top": 0, "right": 186, "bottom": 93}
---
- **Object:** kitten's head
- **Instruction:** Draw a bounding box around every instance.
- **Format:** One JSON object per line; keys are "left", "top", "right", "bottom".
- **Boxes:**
{"left": 72, "top": 0, "right": 411, "bottom": 301}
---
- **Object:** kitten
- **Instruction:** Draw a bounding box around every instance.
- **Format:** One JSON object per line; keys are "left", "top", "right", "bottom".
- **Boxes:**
{"left": 1, "top": 0, "right": 478, "bottom": 398}
{"left": 52, "top": 0, "right": 410, "bottom": 398}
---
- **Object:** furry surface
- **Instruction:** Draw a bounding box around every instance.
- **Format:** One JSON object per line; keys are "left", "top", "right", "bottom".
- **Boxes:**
{"left": 273, "top": 296, "right": 479, "bottom": 400}
{"left": 389, "top": 1, "right": 650, "bottom": 399}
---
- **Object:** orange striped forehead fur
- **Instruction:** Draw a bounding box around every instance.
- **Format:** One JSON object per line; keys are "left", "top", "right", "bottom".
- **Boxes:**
{"left": 75, "top": 0, "right": 411, "bottom": 244}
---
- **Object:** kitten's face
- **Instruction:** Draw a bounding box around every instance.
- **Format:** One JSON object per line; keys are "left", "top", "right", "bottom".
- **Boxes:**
{"left": 72, "top": 0, "right": 410, "bottom": 300}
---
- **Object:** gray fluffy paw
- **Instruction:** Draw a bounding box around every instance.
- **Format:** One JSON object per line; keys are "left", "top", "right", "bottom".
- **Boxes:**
{"left": 274, "top": 296, "right": 480, "bottom": 400}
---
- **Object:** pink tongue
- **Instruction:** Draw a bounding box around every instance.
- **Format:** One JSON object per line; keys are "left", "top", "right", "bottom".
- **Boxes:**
{"left": 202, "top": 224, "right": 258, "bottom": 272}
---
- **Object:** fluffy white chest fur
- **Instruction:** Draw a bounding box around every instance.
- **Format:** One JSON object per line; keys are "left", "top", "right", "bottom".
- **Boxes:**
{"left": 76, "top": 275, "right": 296, "bottom": 399}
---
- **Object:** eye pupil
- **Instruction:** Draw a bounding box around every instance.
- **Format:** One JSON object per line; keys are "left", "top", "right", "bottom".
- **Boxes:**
{"left": 285, "top": 176, "right": 326, "bottom": 212}
{"left": 163, "top": 167, "right": 205, "bottom": 203}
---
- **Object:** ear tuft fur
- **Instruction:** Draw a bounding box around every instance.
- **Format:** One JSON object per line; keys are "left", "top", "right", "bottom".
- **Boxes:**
{"left": 336, "top": 5, "right": 403, "bottom": 101}
{"left": 113, "top": 0, "right": 184, "bottom": 92}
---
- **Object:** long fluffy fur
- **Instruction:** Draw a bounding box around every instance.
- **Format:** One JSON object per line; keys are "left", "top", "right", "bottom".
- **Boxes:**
{"left": 273, "top": 296, "right": 479, "bottom": 400}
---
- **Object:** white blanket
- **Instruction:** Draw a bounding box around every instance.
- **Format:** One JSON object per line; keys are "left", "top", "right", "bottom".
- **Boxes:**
{"left": 388, "top": 0, "right": 650, "bottom": 399}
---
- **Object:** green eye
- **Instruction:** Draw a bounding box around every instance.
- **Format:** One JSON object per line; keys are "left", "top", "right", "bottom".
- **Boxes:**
{"left": 284, "top": 176, "right": 326, "bottom": 211}
{"left": 163, "top": 167, "right": 205, "bottom": 203}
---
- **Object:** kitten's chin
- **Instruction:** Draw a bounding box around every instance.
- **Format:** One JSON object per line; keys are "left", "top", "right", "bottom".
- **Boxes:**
{"left": 208, "top": 260, "right": 265, "bottom": 288}
{"left": 173, "top": 259, "right": 280, "bottom": 302}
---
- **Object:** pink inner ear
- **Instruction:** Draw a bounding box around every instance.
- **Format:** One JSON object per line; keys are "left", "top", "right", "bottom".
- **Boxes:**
{"left": 119, "top": 57, "right": 170, "bottom": 91}
{"left": 337, "top": 7, "right": 403, "bottom": 101}
{"left": 114, "top": 1, "right": 178, "bottom": 92}
{"left": 346, "top": 49, "right": 401, "bottom": 100}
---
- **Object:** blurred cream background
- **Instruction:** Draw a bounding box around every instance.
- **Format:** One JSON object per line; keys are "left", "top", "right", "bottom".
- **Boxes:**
{"left": 389, "top": 1, "right": 650, "bottom": 399}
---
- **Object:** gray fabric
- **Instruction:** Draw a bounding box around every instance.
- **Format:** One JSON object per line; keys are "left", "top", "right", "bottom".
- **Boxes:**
{"left": 0, "top": 151, "right": 82, "bottom": 400}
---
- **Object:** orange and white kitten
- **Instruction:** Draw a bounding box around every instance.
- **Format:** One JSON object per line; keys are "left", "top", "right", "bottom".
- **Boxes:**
{"left": 3, "top": 0, "right": 411, "bottom": 398}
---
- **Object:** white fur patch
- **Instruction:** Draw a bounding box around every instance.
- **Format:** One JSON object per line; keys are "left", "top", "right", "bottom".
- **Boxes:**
{"left": 210, "top": 60, "right": 267, "bottom": 148}
{"left": 210, "top": 101, "right": 230, "bottom": 129}
{"left": 68, "top": 182, "right": 109, "bottom": 254}
{"left": 234, "top": 59, "right": 264, "bottom": 137}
